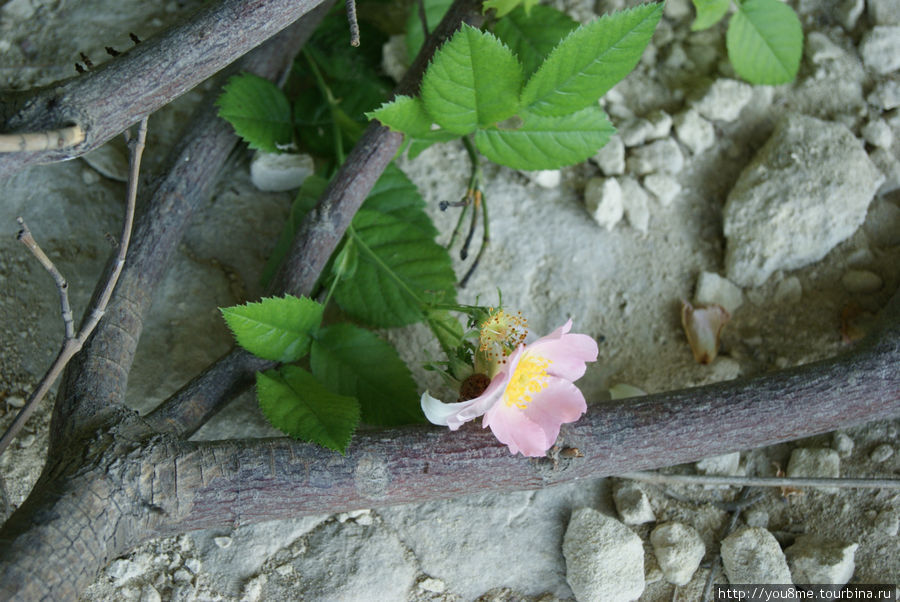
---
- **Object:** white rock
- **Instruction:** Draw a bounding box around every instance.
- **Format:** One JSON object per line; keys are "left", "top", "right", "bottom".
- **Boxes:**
{"left": 864, "top": 199, "right": 900, "bottom": 247}
{"left": 694, "top": 272, "right": 743, "bottom": 315}
{"left": 868, "top": 0, "right": 900, "bottom": 25}
{"left": 674, "top": 109, "right": 715, "bottom": 155}
{"left": 106, "top": 559, "right": 143, "bottom": 586}
{"left": 5, "top": 395, "right": 24, "bottom": 408}
{"left": 241, "top": 574, "right": 266, "bottom": 602}
{"left": 663, "top": 0, "right": 692, "bottom": 20}
{"left": 647, "top": 110, "right": 673, "bottom": 140}
{"left": 859, "top": 27, "right": 900, "bottom": 75}
{"left": 626, "top": 138, "right": 684, "bottom": 175}
{"left": 584, "top": 177, "right": 624, "bottom": 231}
{"left": 213, "top": 536, "right": 233, "bottom": 549}
{"left": 870, "top": 147, "right": 900, "bottom": 196}
{"left": 139, "top": 585, "right": 162, "bottom": 602}
{"left": 418, "top": 577, "right": 446, "bottom": 593}
{"left": 592, "top": 136, "right": 625, "bottom": 176}
{"left": 250, "top": 152, "right": 315, "bottom": 192}
{"left": 869, "top": 443, "right": 894, "bottom": 463}
{"left": 874, "top": 510, "right": 899, "bottom": 536}
{"left": 774, "top": 277, "right": 803, "bottom": 304}
{"left": 837, "top": 0, "right": 864, "bottom": 29}
{"left": 650, "top": 523, "right": 706, "bottom": 586}
{"left": 620, "top": 177, "right": 651, "bottom": 234}
{"left": 787, "top": 448, "right": 840, "bottom": 492}
{"left": 861, "top": 119, "right": 893, "bottom": 149}
{"left": 721, "top": 527, "right": 793, "bottom": 585}
{"left": 785, "top": 535, "right": 858, "bottom": 585}
{"left": 868, "top": 79, "right": 900, "bottom": 110}
{"left": 693, "top": 79, "right": 754, "bottom": 122}
{"left": 696, "top": 452, "right": 741, "bottom": 476}
{"left": 643, "top": 173, "right": 681, "bottom": 206}
{"left": 381, "top": 34, "right": 408, "bottom": 82}
{"left": 620, "top": 117, "right": 655, "bottom": 147}
{"left": 613, "top": 484, "right": 656, "bottom": 525}
{"left": 745, "top": 508, "right": 769, "bottom": 528}
{"left": 525, "top": 169, "right": 562, "bottom": 189}
{"left": 832, "top": 432, "right": 854, "bottom": 458}
{"left": 723, "top": 114, "right": 883, "bottom": 287}
{"left": 841, "top": 270, "right": 883, "bottom": 293}
{"left": 563, "top": 508, "right": 645, "bottom": 602}
{"left": 805, "top": 32, "right": 847, "bottom": 65}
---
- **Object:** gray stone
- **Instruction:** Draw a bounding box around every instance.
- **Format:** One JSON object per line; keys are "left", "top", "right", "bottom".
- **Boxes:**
{"left": 647, "top": 110, "right": 673, "bottom": 140}
{"left": 806, "top": 32, "right": 847, "bottom": 65}
{"left": 584, "top": 177, "right": 624, "bottom": 231}
{"left": 264, "top": 520, "right": 416, "bottom": 601}
{"left": 864, "top": 199, "right": 900, "bottom": 247}
{"left": 525, "top": 169, "right": 562, "bottom": 189}
{"left": 650, "top": 523, "right": 706, "bottom": 586}
{"left": 785, "top": 535, "right": 858, "bottom": 585}
{"left": 869, "top": 443, "right": 894, "bottom": 463}
{"left": 592, "top": 135, "right": 625, "bottom": 176}
{"left": 620, "top": 177, "right": 651, "bottom": 234}
{"left": 674, "top": 109, "right": 715, "bottom": 155}
{"left": 250, "top": 152, "right": 314, "bottom": 192}
{"left": 694, "top": 272, "right": 743, "bottom": 315}
{"left": 874, "top": 510, "right": 899, "bottom": 536}
{"left": 643, "top": 173, "right": 681, "bottom": 206}
{"left": 613, "top": 483, "right": 656, "bottom": 525}
{"left": 620, "top": 117, "right": 655, "bottom": 147}
{"left": 379, "top": 479, "right": 609, "bottom": 599}
{"left": 868, "top": 0, "right": 900, "bottom": 25}
{"left": 723, "top": 114, "right": 883, "bottom": 287}
{"left": 693, "top": 79, "right": 754, "bottom": 122}
{"left": 787, "top": 448, "right": 840, "bottom": 492}
{"left": 721, "top": 527, "right": 793, "bottom": 585}
{"left": 861, "top": 119, "right": 893, "bottom": 149}
{"left": 868, "top": 80, "right": 900, "bottom": 110}
{"left": 841, "top": 270, "right": 883, "bottom": 294}
{"left": 859, "top": 27, "right": 900, "bottom": 75}
{"left": 774, "top": 277, "right": 803, "bottom": 304}
{"left": 627, "top": 138, "right": 684, "bottom": 176}
{"left": 696, "top": 452, "right": 741, "bottom": 476}
{"left": 870, "top": 147, "right": 900, "bottom": 196}
{"left": 832, "top": 432, "right": 854, "bottom": 458}
{"left": 563, "top": 508, "right": 645, "bottom": 602}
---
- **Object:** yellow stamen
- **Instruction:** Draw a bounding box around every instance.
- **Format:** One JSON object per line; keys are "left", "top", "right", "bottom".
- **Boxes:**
{"left": 503, "top": 353, "right": 552, "bottom": 409}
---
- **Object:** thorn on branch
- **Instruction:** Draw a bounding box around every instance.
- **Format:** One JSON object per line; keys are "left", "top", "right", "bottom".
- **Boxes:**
{"left": 106, "top": 46, "right": 121, "bottom": 57}
{"left": 79, "top": 52, "right": 94, "bottom": 69}
{"left": 75, "top": 63, "right": 86, "bottom": 74}
{"left": 129, "top": 32, "right": 141, "bottom": 45}
{"left": 345, "top": 0, "right": 360, "bottom": 47}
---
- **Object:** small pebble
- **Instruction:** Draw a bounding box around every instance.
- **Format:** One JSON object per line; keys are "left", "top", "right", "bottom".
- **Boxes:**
{"left": 874, "top": 510, "right": 899, "bottom": 536}
{"left": 646, "top": 110, "right": 672, "bottom": 140}
{"left": 418, "top": 577, "right": 446, "bottom": 593}
{"left": 869, "top": 443, "right": 894, "bottom": 463}
{"left": 613, "top": 483, "right": 656, "bottom": 525}
{"left": 841, "top": 270, "right": 883, "bottom": 294}
{"left": 592, "top": 135, "right": 625, "bottom": 176}
{"left": 139, "top": 585, "right": 162, "bottom": 602}
{"left": 774, "top": 277, "right": 803, "bottom": 304}
{"left": 584, "top": 177, "right": 624, "bottom": 231}
{"left": 619, "top": 117, "right": 654, "bottom": 147}
{"left": 6, "top": 395, "right": 25, "bottom": 408}
{"left": 694, "top": 271, "right": 743, "bottom": 315}
{"left": 172, "top": 568, "right": 193, "bottom": 583}
{"left": 832, "top": 432, "right": 854, "bottom": 458}
{"left": 674, "top": 109, "right": 715, "bottom": 155}
{"left": 18, "top": 434, "right": 35, "bottom": 448}
{"left": 213, "top": 536, "right": 233, "bottom": 549}
{"left": 693, "top": 79, "right": 753, "bottom": 122}
{"left": 620, "top": 177, "right": 650, "bottom": 234}
{"left": 525, "top": 169, "right": 561, "bottom": 189}
{"left": 696, "top": 452, "right": 741, "bottom": 476}
{"left": 859, "top": 27, "right": 900, "bottom": 75}
{"left": 861, "top": 119, "right": 893, "bottom": 149}
{"left": 275, "top": 563, "right": 293, "bottom": 576}
{"left": 643, "top": 173, "right": 681, "bottom": 206}
{"left": 626, "top": 138, "right": 684, "bottom": 175}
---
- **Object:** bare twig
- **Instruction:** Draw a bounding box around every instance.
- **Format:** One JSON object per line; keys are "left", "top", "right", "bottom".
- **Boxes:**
{"left": 702, "top": 487, "right": 756, "bottom": 602}
{"left": 621, "top": 471, "right": 900, "bottom": 490}
{"left": 345, "top": 0, "right": 360, "bottom": 46}
{"left": 0, "top": 125, "right": 85, "bottom": 153}
{"left": 0, "top": 0, "right": 331, "bottom": 179}
{"left": 0, "top": 118, "right": 147, "bottom": 456}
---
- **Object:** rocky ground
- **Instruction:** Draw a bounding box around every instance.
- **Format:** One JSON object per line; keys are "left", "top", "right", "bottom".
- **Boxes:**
{"left": 1, "top": 0, "right": 898, "bottom": 600}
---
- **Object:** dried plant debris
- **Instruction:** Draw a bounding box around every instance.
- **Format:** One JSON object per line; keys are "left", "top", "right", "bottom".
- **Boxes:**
{"left": 680, "top": 301, "right": 730, "bottom": 365}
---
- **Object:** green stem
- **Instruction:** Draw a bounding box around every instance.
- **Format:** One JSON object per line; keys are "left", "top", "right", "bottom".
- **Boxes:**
{"left": 303, "top": 49, "right": 345, "bottom": 164}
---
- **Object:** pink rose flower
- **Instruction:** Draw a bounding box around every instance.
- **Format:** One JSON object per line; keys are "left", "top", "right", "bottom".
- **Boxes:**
{"left": 421, "top": 319, "right": 598, "bottom": 456}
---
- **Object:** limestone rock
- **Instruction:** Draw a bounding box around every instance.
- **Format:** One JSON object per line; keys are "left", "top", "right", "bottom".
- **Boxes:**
{"left": 620, "top": 117, "right": 655, "bottom": 147}
{"left": 696, "top": 452, "right": 741, "bottom": 476}
{"left": 643, "top": 173, "right": 681, "bottom": 206}
{"left": 650, "top": 523, "right": 706, "bottom": 586}
{"left": 693, "top": 79, "right": 754, "bottom": 122}
{"left": 832, "top": 432, "right": 854, "bottom": 458}
{"left": 859, "top": 27, "right": 900, "bottom": 75}
{"left": 694, "top": 272, "right": 743, "bottom": 315}
{"left": 525, "top": 170, "right": 562, "bottom": 189}
{"left": 785, "top": 535, "right": 858, "bottom": 585}
{"left": 869, "top": 443, "right": 894, "bottom": 463}
{"left": 626, "top": 138, "right": 684, "bottom": 176}
{"left": 563, "top": 508, "right": 645, "bottom": 602}
{"left": 723, "top": 114, "right": 883, "bottom": 287}
{"left": 674, "top": 109, "right": 715, "bottom": 155}
{"left": 592, "top": 135, "right": 625, "bottom": 176}
{"left": 868, "top": 0, "right": 900, "bottom": 24}
{"left": 250, "top": 152, "right": 314, "bottom": 192}
{"left": 721, "top": 527, "right": 792, "bottom": 585}
{"left": 861, "top": 119, "right": 893, "bottom": 149}
{"left": 584, "top": 177, "right": 624, "bottom": 231}
{"left": 868, "top": 79, "right": 900, "bottom": 110}
{"left": 787, "top": 448, "right": 840, "bottom": 492}
{"left": 620, "top": 177, "right": 651, "bottom": 234}
{"left": 613, "top": 483, "right": 656, "bottom": 525}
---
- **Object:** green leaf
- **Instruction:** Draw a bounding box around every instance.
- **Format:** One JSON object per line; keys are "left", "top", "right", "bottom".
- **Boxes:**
{"left": 493, "top": 4, "right": 578, "bottom": 78}
{"left": 256, "top": 366, "right": 360, "bottom": 453}
{"left": 220, "top": 296, "right": 323, "bottom": 362}
{"left": 261, "top": 175, "right": 329, "bottom": 287}
{"left": 361, "top": 163, "right": 439, "bottom": 237}
{"left": 311, "top": 323, "right": 422, "bottom": 425}
{"left": 216, "top": 73, "right": 293, "bottom": 153}
{"left": 691, "top": 0, "right": 730, "bottom": 30}
{"left": 335, "top": 209, "right": 457, "bottom": 327}
{"left": 406, "top": 0, "right": 454, "bottom": 62}
{"left": 474, "top": 105, "right": 616, "bottom": 170}
{"left": 367, "top": 95, "right": 459, "bottom": 143}
{"left": 426, "top": 309, "right": 465, "bottom": 356}
{"left": 484, "top": 0, "right": 538, "bottom": 18}
{"left": 520, "top": 3, "right": 663, "bottom": 117}
{"left": 726, "top": 0, "right": 802, "bottom": 85}
{"left": 421, "top": 24, "right": 523, "bottom": 134}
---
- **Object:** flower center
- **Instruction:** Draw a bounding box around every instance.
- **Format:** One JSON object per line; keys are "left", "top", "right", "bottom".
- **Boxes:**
{"left": 504, "top": 353, "right": 552, "bottom": 409}
{"left": 479, "top": 308, "right": 528, "bottom": 362}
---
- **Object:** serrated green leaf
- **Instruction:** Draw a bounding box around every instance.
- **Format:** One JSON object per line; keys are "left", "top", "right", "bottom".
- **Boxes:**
{"left": 257, "top": 366, "right": 359, "bottom": 453}
{"left": 367, "top": 95, "right": 459, "bottom": 144}
{"left": 220, "top": 296, "right": 323, "bottom": 362}
{"left": 311, "top": 324, "right": 422, "bottom": 425}
{"left": 361, "top": 163, "right": 439, "bottom": 237}
{"left": 474, "top": 105, "right": 616, "bottom": 170}
{"left": 421, "top": 24, "right": 523, "bottom": 134}
{"left": 216, "top": 73, "right": 293, "bottom": 153}
{"left": 484, "top": 0, "right": 538, "bottom": 18}
{"left": 691, "top": 0, "right": 730, "bottom": 30}
{"left": 493, "top": 4, "right": 578, "bottom": 78}
{"left": 520, "top": 3, "right": 663, "bottom": 117}
{"left": 261, "top": 175, "right": 329, "bottom": 287}
{"left": 426, "top": 309, "right": 465, "bottom": 356}
{"left": 406, "top": 0, "right": 454, "bottom": 62}
{"left": 335, "top": 209, "right": 457, "bottom": 327}
{"left": 726, "top": 0, "right": 802, "bottom": 85}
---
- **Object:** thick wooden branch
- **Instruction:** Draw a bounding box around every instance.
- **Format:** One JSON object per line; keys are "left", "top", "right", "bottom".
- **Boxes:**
{"left": 0, "top": 0, "right": 330, "bottom": 179}
{"left": 49, "top": 10, "right": 333, "bottom": 447}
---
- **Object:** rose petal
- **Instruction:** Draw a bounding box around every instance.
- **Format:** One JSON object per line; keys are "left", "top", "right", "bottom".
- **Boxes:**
{"left": 482, "top": 403, "right": 552, "bottom": 456}
{"left": 420, "top": 371, "right": 507, "bottom": 430}
{"left": 527, "top": 319, "right": 598, "bottom": 381}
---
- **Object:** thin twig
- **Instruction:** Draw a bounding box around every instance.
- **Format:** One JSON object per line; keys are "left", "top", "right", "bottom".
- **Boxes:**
{"left": 459, "top": 189, "right": 488, "bottom": 287}
{"left": 15, "top": 219, "right": 74, "bottom": 339}
{"left": 345, "top": 0, "right": 360, "bottom": 46}
{"left": 702, "top": 487, "right": 755, "bottom": 602}
{"left": 417, "top": 0, "right": 429, "bottom": 39}
{"left": 621, "top": 471, "right": 900, "bottom": 490}
{"left": 0, "top": 118, "right": 147, "bottom": 456}
{"left": 0, "top": 125, "right": 85, "bottom": 153}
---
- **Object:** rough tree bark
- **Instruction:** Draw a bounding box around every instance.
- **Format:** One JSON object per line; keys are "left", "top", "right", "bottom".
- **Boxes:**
{"left": 0, "top": 0, "right": 898, "bottom": 600}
